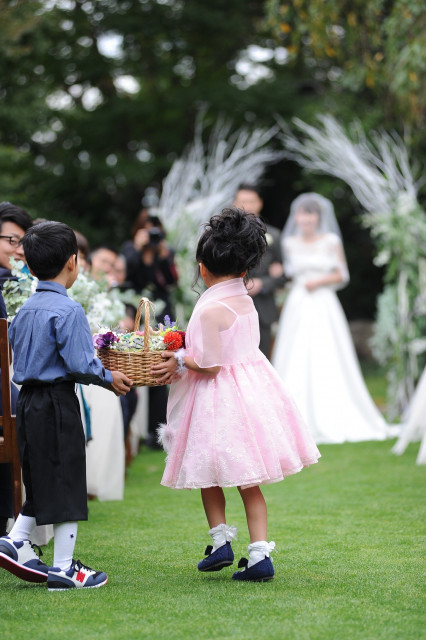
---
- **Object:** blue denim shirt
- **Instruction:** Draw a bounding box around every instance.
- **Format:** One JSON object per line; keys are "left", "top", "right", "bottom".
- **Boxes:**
{"left": 9, "top": 281, "right": 113, "bottom": 387}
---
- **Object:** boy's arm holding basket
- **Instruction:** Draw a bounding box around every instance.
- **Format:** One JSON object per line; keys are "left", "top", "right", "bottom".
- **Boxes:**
{"left": 56, "top": 306, "right": 132, "bottom": 395}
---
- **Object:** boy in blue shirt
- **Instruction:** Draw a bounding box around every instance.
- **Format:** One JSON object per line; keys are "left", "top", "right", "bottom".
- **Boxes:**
{"left": 0, "top": 221, "right": 132, "bottom": 590}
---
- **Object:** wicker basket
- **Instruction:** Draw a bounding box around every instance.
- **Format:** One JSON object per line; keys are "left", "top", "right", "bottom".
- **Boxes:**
{"left": 97, "top": 297, "right": 164, "bottom": 387}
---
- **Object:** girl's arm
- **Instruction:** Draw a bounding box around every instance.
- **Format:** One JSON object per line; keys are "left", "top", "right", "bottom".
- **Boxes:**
{"left": 152, "top": 351, "right": 220, "bottom": 385}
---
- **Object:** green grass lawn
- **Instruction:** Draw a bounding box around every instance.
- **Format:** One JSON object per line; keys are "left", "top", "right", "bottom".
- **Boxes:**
{"left": 1, "top": 439, "right": 424, "bottom": 640}
{"left": 2, "top": 368, "right": 424, "bottom": 639}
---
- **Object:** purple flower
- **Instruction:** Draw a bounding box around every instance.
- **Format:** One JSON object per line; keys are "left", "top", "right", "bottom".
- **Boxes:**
{"left": 163, "top": 315, "right": 171, "bottom": 328}
{"left": 93, "top": 331, "right": 119, "bottom": 349}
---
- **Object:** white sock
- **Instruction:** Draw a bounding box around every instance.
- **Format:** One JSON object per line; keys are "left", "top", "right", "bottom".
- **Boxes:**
{"left": 247, "top": 540, "right": 275, "bottom": 568}
{"left": 209, "top": 524, "right": 238, "bottom": 553}
{"left": 8, "top": 514, "right": 36, "bottom": 542}
{"left": 53, "top": 522, "right": 78, "bottom": 571}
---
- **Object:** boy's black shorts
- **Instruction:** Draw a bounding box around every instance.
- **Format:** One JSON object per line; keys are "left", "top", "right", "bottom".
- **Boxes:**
{"left": 17, "top": 381, "right": 88, "bottom": 525}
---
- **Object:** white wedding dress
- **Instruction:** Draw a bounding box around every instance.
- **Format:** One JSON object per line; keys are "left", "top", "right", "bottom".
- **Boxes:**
{"left": 272, "top": 233, "right": 390, "bottom": 444}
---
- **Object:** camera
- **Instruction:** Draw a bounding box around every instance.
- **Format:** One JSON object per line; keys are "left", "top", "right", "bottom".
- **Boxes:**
{"left": 148, "top": 227, "right": 165, "bottom": 246}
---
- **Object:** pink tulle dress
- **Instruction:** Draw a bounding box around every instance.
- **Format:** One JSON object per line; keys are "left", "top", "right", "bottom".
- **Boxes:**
{"left": 160, "top": 278, "right": 320, "bottom": 490}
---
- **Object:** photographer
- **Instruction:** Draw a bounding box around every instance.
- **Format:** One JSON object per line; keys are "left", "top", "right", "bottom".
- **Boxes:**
{"left": 121, "top": 211, "right": 178, "bottom": 319}
{"left": 121, "top": 211, "right": 178, "bottom": 450}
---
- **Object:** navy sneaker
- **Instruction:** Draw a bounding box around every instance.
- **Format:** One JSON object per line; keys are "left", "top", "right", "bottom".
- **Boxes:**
{"left": 0, "top": 536, "right": 49, "bottom": 583}
{"left": 197, "top": 541, "right": 234, "bottom": 572}
{"left": 47, "top": 558, "right": 108, "bottom": 591}
{"left": 232, "top": 556, "right": 274, "bottom": 582}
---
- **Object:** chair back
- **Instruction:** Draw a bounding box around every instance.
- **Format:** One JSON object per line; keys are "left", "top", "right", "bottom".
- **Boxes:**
{"left": 0, "top": 317, "right": 22, "bottom": 517}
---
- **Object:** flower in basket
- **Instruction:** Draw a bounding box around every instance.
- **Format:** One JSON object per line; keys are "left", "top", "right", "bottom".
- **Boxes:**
{"left": 92, "top": 316, "right": 186, "bottom": 353}
{"left": 93, "top": 330, "right": 120, "bottom": 350}
{"left": 163, "top": 330, "right": 183, "bottom": 350}
{"left": 156, "top": 316, "right": 186, "bottom": 351}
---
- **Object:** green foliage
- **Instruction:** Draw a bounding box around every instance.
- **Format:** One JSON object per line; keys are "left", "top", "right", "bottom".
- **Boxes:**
{"left": 365, "top": 196, "right": 426, "bottom": 417}
{"left": 0, "top": 0, "right": 272, "bottom": 245}
{"left": 265, "top": 0, "right": 426, "bottom": 129}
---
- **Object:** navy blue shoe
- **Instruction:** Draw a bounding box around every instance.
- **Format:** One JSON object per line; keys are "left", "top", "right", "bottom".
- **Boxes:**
{"left": 0, "top": 536, "right": 49, "bottom": 583}
{"left": 47, "top": 558, "right": 108, "bottom": 591}
{"left": 232, "top": 556, "right": 274, "bottom": 582}
{"left": 197, "top": 542, "right": 234, "bottom": 572}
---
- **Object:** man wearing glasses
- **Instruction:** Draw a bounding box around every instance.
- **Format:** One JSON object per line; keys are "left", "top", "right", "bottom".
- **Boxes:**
{"left": 0, "top": 202, "right": 33, "bottom": 288}
{"left": 0, "top": 201, "right": 32, "bottom": 537}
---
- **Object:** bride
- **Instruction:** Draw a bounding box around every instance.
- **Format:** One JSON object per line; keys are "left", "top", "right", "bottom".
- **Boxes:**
{"left": 271, "top": 193, "right": 391, "bottom": 444}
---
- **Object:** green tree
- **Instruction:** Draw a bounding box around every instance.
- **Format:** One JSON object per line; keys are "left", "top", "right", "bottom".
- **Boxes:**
{"left": 0, "top": 0, "right": 48, "bottom": 209}
{"left": 2, "top": 0, "right": 283, "bottom": 244}
{"left": 265, "top": 0, "right": 426, "bottom": 129}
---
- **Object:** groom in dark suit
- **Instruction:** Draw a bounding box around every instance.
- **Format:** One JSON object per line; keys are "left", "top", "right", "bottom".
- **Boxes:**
{"left": 233, "top": 185, "right": 287, "bottom": 359}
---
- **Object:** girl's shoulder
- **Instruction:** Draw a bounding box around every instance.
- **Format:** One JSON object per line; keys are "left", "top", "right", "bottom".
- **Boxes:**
{"left": 197, "top": 295, "right": 254, "bottom": 326}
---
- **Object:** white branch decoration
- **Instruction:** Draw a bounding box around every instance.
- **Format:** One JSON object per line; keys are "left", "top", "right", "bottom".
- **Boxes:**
{"left": 278, "top": 114, "right": 421, "bottom": 216}
{"left": 160, "top": 118, "right": 281, "bottom": 249}
{"left": 158, "top": 117, "right": 282, "bottom": 321}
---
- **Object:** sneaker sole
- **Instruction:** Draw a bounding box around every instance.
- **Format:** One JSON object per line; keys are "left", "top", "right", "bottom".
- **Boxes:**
{"left": 47, "top": 575, "right": 108, "bottom": 591}
{"left": 0, "top": 552, "right": 48, "bottom": 583}
{"left": 198, "top": 559, "right": 234, "bottom": 572}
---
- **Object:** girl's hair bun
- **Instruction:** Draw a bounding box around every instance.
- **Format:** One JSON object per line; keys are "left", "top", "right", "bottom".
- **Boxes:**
{"left": 196, "top": 207, "right": 267, "bottom": 280}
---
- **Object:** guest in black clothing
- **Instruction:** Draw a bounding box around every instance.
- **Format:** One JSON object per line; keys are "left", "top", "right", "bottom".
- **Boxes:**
{"left": 121, "top": 212, "right": 178, "bottom": 319}
{"left": 121, "top": 211, "right": 178, "bottom": 449}
{"left": 233, "top": 185, "right": 287, "bottom": 359}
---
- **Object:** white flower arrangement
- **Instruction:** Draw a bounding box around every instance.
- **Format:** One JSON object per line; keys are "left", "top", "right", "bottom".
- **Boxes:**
{"left": 3, "top": 259, "right": 38, "bottom": 321}
{"left": 3, "top": 258, "right": 126, "bottom": 332}
{"left": 68, "top": 270, "right": 125, "bottom": 332}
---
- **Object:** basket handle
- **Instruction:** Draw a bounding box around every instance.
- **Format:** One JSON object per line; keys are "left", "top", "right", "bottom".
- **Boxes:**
{"left": 134, "top": 297, "right": 155, "bottom": 352}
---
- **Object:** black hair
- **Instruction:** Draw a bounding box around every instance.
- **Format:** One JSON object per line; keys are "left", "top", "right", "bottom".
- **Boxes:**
{"left": 297, "top": 197, "right": 321, "bottom": 215}
{"left": 22, "top": 221, "right": 78, "bottom": 280}
{"left": 236, "top": 184, "right": 262, "bottom": 198}
{"left": 74, "top": 229, "right": 90, "bottom": 259}
{"left": 148, "top": 215, "right": 164, "bottom": 230}
{"left": 0, "top": 202, "right": 33, "bottom": 232}
{"left": 196, "top": 208, "right": 267, "bottom": 284}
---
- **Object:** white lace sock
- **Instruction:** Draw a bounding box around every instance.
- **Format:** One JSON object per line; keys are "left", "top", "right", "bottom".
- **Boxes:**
{"left": 209, "top": 524, "right": 238, "bottom": 553}
{"left": 7, "top": 514, "right": 36, "bottom": 542}
{"left": 53, "top": 522, "right": 78, "bottom": 571}
{"left": 247, "top": 540, "right": 275, "bottom": 568}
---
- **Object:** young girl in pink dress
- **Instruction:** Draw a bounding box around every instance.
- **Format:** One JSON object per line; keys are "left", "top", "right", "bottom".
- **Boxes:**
{"left": 152, "top": 208, "right": 320, "bottom": 582}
